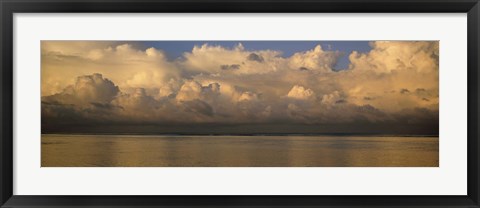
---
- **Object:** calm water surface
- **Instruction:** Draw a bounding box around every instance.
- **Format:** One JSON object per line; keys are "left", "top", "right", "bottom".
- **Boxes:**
{"left": 41, "top": 134, "right": 439, "bottom": 167}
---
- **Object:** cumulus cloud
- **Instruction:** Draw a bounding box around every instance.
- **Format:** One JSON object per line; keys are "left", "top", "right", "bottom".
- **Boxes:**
{"left": 176, "top": 80, "right": 220, "bottom": 102}
{"left": 348, "top": 41, "right": 439, "bottom": 73}
{"left": 287, "top": 85, "right": 315, "bottom": 100}
{"left": 321, "top": 91, "right": 343, "bottom": 106}
{"left": 41, "top": 41, "right": 439, "bottom": 135}
{"left": 288, "top": 45, "right": 343, "bottom": 72}
{"left": 41, "top": 42, "right": 181, "bottom": 96}
{"left": 42, "top": 73, "right": 119, "bottom": 105}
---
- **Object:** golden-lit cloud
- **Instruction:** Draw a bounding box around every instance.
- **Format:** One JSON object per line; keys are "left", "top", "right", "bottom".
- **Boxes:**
{"left": 287, "top": 85, "right": 315, "bottom": 100}
{"left": 41, "top": 41, "right": 439, "bottom": 134}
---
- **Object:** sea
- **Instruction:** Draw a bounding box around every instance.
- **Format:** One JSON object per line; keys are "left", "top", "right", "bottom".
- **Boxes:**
{"left": 41, "top": 134, "right": 439, "bottom": 167}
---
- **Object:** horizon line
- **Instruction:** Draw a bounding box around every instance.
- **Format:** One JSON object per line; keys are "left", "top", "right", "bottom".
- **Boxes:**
{"left": 41, "top": 133, "right": 439, "bottom": 137}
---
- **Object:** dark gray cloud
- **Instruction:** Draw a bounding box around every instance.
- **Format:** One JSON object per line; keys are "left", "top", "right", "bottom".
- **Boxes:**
{"left": 220, "top": 64, "right": 241, "bottom": 70}
{"left": 182, "top": 99, "right": 214, "bottom": 117}
{"left": 400, "top": 88, "right": 410, "bottom": 94}
{"left": 247, "top": 53, "right": 264, "bottom": 63}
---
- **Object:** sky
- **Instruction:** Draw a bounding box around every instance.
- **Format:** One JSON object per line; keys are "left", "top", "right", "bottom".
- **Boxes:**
{"left": 41, "top": 41, "right": 439, "bottom": 135}
{"left": 140, "top": 41, "right": 372, "bottom": 70}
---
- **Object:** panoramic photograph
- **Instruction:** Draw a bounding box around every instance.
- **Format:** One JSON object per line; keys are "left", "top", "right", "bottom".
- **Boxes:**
{"left": 41, "top": 41, "right": 439, "bottom": 167}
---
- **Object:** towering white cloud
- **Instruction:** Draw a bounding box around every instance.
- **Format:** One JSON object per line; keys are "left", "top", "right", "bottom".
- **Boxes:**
{"left": 289, "top": 45, "right": 342, "bottom": 72}
{"left": 41, "top": 42, "right": 181, "bottom": 97}
{"left": 348, "top": 41, "right": 438, "bottom": 73}
{"left": 42, "top": 73, "right": 119, "bottom": 105}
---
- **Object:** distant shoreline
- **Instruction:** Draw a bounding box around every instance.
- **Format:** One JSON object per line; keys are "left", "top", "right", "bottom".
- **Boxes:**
{"left": 41, "top": 133, "right": 439, "bottom": 137}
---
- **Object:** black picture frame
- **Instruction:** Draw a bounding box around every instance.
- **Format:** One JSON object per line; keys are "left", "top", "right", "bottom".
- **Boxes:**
{"left": 1, "top": 0, "right": 479, "bottom": 207}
